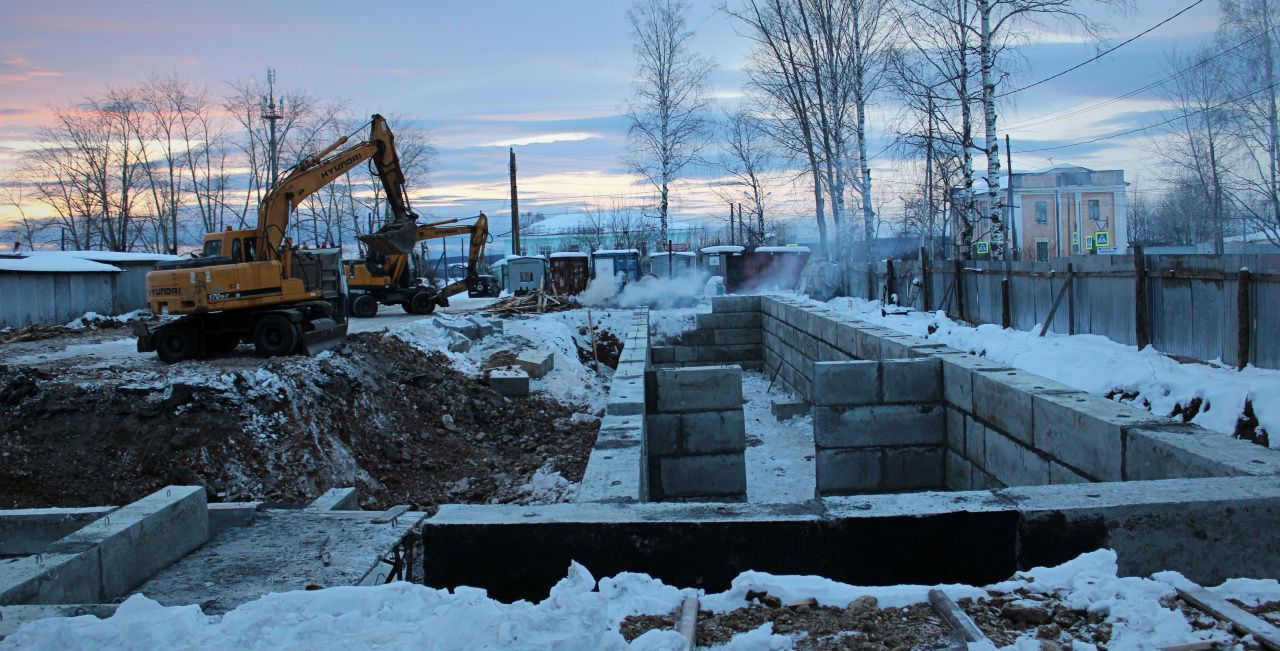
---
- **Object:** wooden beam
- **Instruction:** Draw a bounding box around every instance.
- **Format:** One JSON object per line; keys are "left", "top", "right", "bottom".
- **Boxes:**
{"left": 1039, "top": 269, "right": 1073, "bottom": 337}
{"left": 675, "top": 595, "right": 699, "bottom": 648}
{"left": 1177, "top": 585, "right": 1280, "bottom": 650}
{"left": 1238, "top": 267, "right": 1252, "bottom": 370}
{"left": 928, "top": 589, "right": 988, "bottom": 645}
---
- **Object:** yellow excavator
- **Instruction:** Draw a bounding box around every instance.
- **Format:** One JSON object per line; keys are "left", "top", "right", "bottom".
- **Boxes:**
{"left": 135, "top": 114, "right": 416, "bottom": 363}
{"left": 344, "top": 212, "right": 499, "bottom": 318}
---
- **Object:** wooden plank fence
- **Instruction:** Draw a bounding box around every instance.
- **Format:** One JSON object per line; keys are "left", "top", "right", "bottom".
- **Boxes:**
{"left": 845, "top": 251, "right": 1280, "bottom": 370}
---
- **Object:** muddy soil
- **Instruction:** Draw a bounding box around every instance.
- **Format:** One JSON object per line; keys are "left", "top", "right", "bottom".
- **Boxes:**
{"left": 0, "top": 332, "right": 598, "bottom": 511}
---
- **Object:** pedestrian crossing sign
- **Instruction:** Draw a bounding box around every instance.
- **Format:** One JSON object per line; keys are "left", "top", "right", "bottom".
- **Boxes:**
{"left": 976, "top": 241, "right": 990, "bottom": 255}
{"left": 1095, "top": 231, "right": 1111, "bottom": 247}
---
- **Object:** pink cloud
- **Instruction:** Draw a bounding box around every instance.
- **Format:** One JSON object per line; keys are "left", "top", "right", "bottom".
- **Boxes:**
{"left": 0, "top": 56, "right": 63, "bottom": 85}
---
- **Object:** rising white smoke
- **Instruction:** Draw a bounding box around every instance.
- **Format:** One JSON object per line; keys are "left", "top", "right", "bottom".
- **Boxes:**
{"left": 578, "top": 271, "right": 707, "bottom": 309}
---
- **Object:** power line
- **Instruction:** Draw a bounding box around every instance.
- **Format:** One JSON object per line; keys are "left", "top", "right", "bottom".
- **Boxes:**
{"left": 1006, "top": 23, "right": 1279, "bottom": 131}
{"left": 1018, "top": 78, "right": 1280, "bottom": 153}
{"left": 997, "top": 0, "right": 1210, "bottom": 99}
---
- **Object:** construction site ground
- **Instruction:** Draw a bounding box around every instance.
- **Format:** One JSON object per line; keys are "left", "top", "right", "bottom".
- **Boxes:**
{"left": 0, "top": 297, "right": 658, "bottom": 512}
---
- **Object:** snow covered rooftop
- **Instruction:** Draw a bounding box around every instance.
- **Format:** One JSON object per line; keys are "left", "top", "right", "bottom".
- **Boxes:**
{"left": 756, "top": 246, "right": 810, "bottom": 253}
{"left": 593, "top": 248, "right": 640, "bottom": 256}
{"left": 0, "top": 254, "right": 122, "bottom": 273}
{"left": 48, "top": 250, "right": 182, "bottom": 263}
{"left": 517, "top": 212, "right": 699, "bottom": 235}
{"left": 548, "top": 252, "right": 590, "bottom": 259}
{"left": 700, "top": 245, "right": 744, "bottom": 254}
{"left": 647, "top": 251, "right": 695, "bottom": 258}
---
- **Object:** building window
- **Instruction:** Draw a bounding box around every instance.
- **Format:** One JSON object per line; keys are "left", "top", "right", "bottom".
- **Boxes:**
{"left": 1088, "top": 199, "right": 1100, "bottom": 221}
{"left": 538, "top": 245, "right": 552, "bottom": 257}
{"left": 1034, "top": 201, "right": 1048, "bottom": 224}
{"left": 1036, "top": 240, "right": 1049, "bottom": 262}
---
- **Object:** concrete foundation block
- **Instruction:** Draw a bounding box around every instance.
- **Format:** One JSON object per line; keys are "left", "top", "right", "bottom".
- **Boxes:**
{"left": 514, "top": 350, "right": 555, "bottom": 379}
{"left": 945, "top": 408, "right": 965, "bottom": 455}
{"left": 983, "top": 431, "right": 1050, "bottom": 487}
{"left": 654, "top": 454, "right": 747, "bottom": 499}
{"left": 467, "top": 315, "right": 496, "bottom": 338}
{"left": 945, "top": 450, "right": 973, "bottom": 490}
{"left": 854, "top": 329, "right": 883, "bottom": 360}
{"left": 58, "top": 485, "right": 208, "bottom": 600}
{"left": 697, "top": 344, "right": 762, "bottom": 363}
{"left": 307, "top": 487, "right": 359, "bottom": 511}
{"left": 881, "top": 358, "right": 941, "bottom": 404}
{"left": 883, "top": 447, "right": 945, "bottom": 490}
{"left": 489, "top": 369, "right": 531, "bottom": 397}
{"left": 0, "top": 551, "right": 101, "bottom": 605}
{"left": 207, "top": 502, "right": 260, "bottom": 538}
{"left": 696, "top": 312, "right": 762, "bottom": 330}
{"left": 681, "top": 410, "right": 746, "bottom": 454}
{"left": 812, "top": 360, "right": 878, "bottom": 406}
{"left": 964, "top": 417, "right": 988, "bottom": 468}
{"left": 1123, "top": 425, "right": 1280, "bottom": 480}
{"left": 678, "top": 329, "right": 714, "bottom": 346}
{"left": 607, "top": 376, "right": 646, "bottom": 416}
{"left": 447, "top": 331, "right": 472, "bottom": 353}
{"left": 712, "top": 296, "right": 761, "bottom": 313}
{"left": 652, "top": 366, "right": 743, "bottom": 413}
{"left": 770, "top": 399, "right": 811, "bottom": 421}
{"left": 1033, "top": 393, "right": 1164, "bottom": 482}
{"left": 674, "top": 345, "right": 700, "bottom": 362}
{"left": 713, "top": 328, "right": 762, "bottom": 345}
{"left": 433, "top": 317, "right": 480, "bottom": 340}
{"left": 0, "top": 507, "right": 115, "bottom": 556}
{"left": 938, "top": 354, "right": 1008, "bottom": 415}
{"left": 970, "top": 370, "right": 1036, "bottom": 445}
{"left": 812, "top": 404, "right": 946, "bottom": 449}
{"left": 815, "top": 448, "right": 882, "bottom": 495}
{"left": 1049, "top": 462, "right": 1092, "bottom": 485}
{"left": 650, "top": 346, "right": 676, "bottom": 364}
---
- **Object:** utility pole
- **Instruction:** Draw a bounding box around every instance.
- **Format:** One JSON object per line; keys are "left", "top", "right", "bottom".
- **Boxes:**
{"left": 1005, "top": 134, "right": 1016, "bottom": 262}
{"left": 509, "top": 147, "right": 520, "bottom": 256}
{"left": 261, "top": 68, "right": 283, "bottom": 193}
{"left": 738, "top": 203, "right": 746, "bottom": 245}
{"left": 728, "top": 202, "right": 736, "bottom": 245}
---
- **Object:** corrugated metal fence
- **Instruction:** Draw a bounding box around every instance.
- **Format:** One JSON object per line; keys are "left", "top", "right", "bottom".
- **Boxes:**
{"left": 846, "top": 251, "right": 1280, "bottom": 370}
{"left": 0, "top": 264, "right": 153, "bottom": 329}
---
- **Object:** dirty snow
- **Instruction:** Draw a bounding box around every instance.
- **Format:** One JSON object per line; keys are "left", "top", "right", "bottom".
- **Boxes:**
{"left": 822, "top": 296, "right": 1280, "bottom": 445}
{"left": 7, "top": 549, "right": 1274, "bottom": 650}
{"left": 741, "top": 371, "right": 815, "bottom": 504}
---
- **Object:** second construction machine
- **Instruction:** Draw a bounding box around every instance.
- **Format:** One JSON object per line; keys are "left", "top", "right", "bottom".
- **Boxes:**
{"left": 135, "top": 114, "right": 420, "bottom": 363}
{"left": 345, "top": 212, "right": 499, "bottom": 318}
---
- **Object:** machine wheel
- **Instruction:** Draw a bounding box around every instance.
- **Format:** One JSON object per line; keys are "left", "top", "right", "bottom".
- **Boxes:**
{"left": 203, "top": 334, "right": 240, "bottom": 357}
{"left": 350, "top": 294, "right": 379, "bottom": 318}
{"left": 154, "top": 323, "right": 198, "bottom": 364}
{"left": 408, "top": 291, "right": 437, "bottom": 315}
{"left": 253, "top": 314, "right": 301, "bottom": 357}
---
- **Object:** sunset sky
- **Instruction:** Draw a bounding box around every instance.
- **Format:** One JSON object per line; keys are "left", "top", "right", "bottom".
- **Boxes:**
{"left": 0, "top": 0, "right": 1219, "bottom": 234}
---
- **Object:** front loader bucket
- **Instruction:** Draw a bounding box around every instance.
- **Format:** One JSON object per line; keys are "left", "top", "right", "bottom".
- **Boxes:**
{"left": 359, "top": 220, "right": 418, "bottom": 256}
{"left": 299, "top": 318, "right": 349, "bottom": 356}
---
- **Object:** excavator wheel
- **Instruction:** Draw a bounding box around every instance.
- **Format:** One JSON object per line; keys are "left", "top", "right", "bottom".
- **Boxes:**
{"left": 154, "top": 323, "right": 199, "bottom": 364}
{"left": 407, "top": 291, "right": 437, "bottom": 315}
{"left": 351, "top": 294, "right": 379, "bottom": 318}
{"left": 253, "top": 314, "right": 301, "bottom": 357}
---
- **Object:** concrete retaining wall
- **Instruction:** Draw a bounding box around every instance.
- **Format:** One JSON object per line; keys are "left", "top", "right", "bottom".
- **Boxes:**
{"left": 0, "top": 507, "right": 116, "bottom": 556}
{"left": 651, "top": 296, "right": 764, "bottom": 371}
{"left": 576, "top": 310, "right": 651, "bottom": 503}
{"left": 644, "top": 366, "right": 748, "bottom": 501}
{"left": 813, "top": 358, "right": 946, "bottom": 495}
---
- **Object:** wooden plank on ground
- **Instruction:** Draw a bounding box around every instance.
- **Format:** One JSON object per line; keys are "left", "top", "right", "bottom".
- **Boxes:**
{"left": 1177, "top": 585, "right": 1280, "bottom": 650}
{"left": 928, "top": 588, "right": 988, "bottom": 645}
{"left": 676, "top": 595, "right": 698, "bottom": 648}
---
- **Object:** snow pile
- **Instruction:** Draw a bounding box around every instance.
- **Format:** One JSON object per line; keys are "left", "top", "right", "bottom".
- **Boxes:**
{"left": 518, "top": 464, "right": 578, "bottom": 503}
{"left": 1, "top": 563, "right": 655, "bottom": 650}
{"left": 10, "top": 549, "right": 1278, "bottom": 649}
{"left": 65, "top": 309, "right": 150, "bottom": 329}
{"left": 823, "top": 296, "right": 1280, "bottom": 445}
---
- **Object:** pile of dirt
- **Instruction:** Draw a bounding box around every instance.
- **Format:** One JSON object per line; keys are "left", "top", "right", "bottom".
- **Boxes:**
{"left": 0, "top": 333, "right": 599, "bottom": 511}
{"left": 620, "top": 595, "right": 951, "bottom": 650}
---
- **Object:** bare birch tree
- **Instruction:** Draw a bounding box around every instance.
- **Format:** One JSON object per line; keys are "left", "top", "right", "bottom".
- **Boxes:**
{"left": 625, "top": 0, "right": 715, "bottom": 243}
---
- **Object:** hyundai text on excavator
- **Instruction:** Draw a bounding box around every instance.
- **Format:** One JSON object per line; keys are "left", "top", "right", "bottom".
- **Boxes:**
{"left": 134, "top": 114, "right": 419, "bottom": 363}
{"left": 344, "top": 212, "right": 500, "bottom": 318}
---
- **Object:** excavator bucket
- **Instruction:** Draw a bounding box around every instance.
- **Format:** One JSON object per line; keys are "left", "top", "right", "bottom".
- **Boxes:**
{"left": 359, "top": 219, "right": 418, "bottom": 256}
{"left": 299, "top": 318, "right": 349, "bottom": 356}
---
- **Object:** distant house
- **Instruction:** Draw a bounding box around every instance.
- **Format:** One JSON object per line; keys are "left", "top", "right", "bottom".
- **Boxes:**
{"left": 954, "top": 164, "right": 1130, "bottom": 260}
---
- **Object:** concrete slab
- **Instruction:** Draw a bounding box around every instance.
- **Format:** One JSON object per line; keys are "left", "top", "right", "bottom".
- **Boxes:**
{"left": 489, "top": 369, "right": 531, "bottom": 397}
{"left": 133, "top": 509, "right": 426, "bottom": 614}
{"left": 0, "top": 507, "right": 115, "bottom": 556}
{"left": 306, "top": 487, "right": 359, "bottom": 511}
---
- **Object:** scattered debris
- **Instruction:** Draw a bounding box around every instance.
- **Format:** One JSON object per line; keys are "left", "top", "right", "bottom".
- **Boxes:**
{"left": 481, "top": 291, "right": 576, "bottom": 315}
